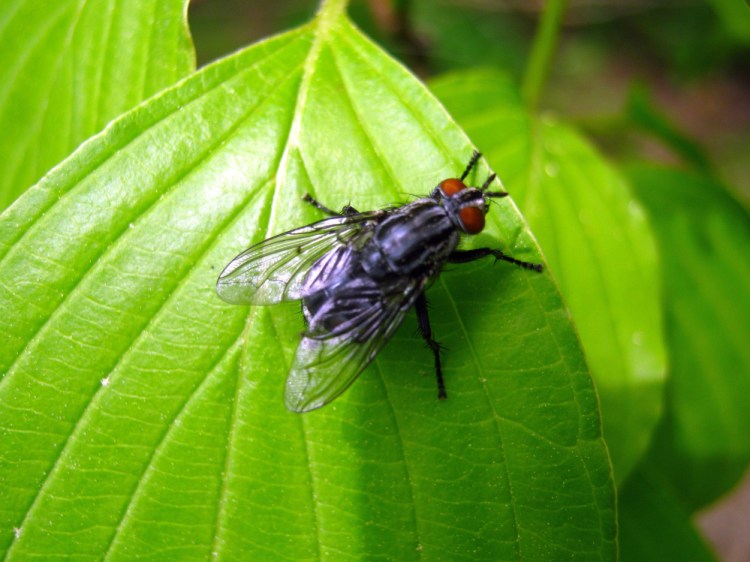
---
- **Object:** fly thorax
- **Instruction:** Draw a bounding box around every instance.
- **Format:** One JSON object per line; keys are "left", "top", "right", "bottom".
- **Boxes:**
{"left": 362, "top": 200, "right": 459, "bottom": 278}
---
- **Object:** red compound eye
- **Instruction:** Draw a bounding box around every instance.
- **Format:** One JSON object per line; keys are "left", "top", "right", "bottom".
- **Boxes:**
{"left": 439, "top": 178, "right": 486, "bottom": 234}
{"left": 458, "top": 207, "right": 485, "bottom": 234}
{"left": 439, "top": 178, "right": 466, "bottom": 197}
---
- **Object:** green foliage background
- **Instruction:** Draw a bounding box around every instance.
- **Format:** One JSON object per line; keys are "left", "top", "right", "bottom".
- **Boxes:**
{"left": 1, "top": 0, "right": 748, "bottom": 560}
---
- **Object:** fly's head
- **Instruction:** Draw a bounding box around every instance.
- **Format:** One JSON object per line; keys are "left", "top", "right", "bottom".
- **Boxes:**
{"left": 434, "top": 174, "right": 508, "bottom": 235}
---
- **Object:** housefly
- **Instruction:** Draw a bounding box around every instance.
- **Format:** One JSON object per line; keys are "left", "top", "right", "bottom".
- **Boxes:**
{"left": 216, "top": 151, "right": 543, "bottom": 412}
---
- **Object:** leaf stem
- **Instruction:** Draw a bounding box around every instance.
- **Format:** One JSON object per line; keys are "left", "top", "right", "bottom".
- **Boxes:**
{"left": 317, "top": 0, "right": 349, "bottom": 29}
{"left": 521, "top": 0, "right": 569, "bottom": 111}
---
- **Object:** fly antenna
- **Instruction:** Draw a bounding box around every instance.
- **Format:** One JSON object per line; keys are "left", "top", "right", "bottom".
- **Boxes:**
{"left": 460, "top": 150, "right": 482, "bottom": 181}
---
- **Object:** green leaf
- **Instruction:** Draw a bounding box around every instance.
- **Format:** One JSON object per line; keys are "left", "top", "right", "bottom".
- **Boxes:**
{"left": 645, "top": 416, "right": 748, "bottom": 511}
{"left": 0, "top": 0, "right": 195, "bottom": 210}
{"left": 619, "top": 464, "right": 718, "bottom": 562}
{"left": 706, "top": 0, "right": 750, "bottom": 42}
{"left": 628, "top": 164, "right": 750, "bottom": 508}
{"left": 409, "top": 2, "right": 528, "bottom": 77}
{"left": 430, "top": 69, "right": 667, "bottom": 484}
{"left": 626, "top": 85, "right": 713, "bottom": 173}
{"left": 0, "top": 6, "right": 615, "bottom": 561}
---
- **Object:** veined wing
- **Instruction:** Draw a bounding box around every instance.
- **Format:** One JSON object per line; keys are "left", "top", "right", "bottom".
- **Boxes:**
{"left": 216, "top": 212, "right": 380, "bottom": 305}
{"left": 285, "top": 276, "right": 426, "bottom": 413}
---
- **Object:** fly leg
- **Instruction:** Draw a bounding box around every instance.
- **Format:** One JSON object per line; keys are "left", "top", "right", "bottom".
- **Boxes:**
{"left": 449, "top": 248, "right": 544, "bottom": 272}
{"left": 302, "top": 194, "right": 359, "bottom": 216}
{"left": 414, "top": 293, "right": 447, "bottom": 400}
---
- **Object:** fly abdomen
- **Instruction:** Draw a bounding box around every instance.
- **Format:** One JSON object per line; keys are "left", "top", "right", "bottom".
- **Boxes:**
{"left": 362, "top": 200, "right": 459, "bottom": 278}
{"left": 303, "top": 276, "right": 384, "bottom": 341}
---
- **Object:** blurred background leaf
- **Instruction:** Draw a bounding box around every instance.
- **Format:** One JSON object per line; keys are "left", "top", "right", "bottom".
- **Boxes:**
{"left": 619, "top": 463, "right": 719, "bottom": 562}
{"left": 628, "top": 165, "right": 750, "bottom": 510}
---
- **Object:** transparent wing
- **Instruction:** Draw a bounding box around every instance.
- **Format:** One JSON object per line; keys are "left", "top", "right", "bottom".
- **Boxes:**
{"left": 285, "top": 276, "right": 426, "bottom": 413}
{"left": 216, "top": 212, "right": 380, "bottom": 305}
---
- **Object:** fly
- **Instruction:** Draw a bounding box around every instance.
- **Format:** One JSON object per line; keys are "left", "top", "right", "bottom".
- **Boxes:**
{"left": 216, "top": 151, "right": 543, "bottom": 412}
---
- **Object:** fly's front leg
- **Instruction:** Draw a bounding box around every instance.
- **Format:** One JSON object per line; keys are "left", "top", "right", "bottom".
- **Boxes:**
{"left": 414, "top": 293, "right": 447, "bottom": 400}
{"left": 449, "top": 248, "right": 544, "bottom": 272}
{"left": 302, "top": 194, "right": 359, "bottom": 216}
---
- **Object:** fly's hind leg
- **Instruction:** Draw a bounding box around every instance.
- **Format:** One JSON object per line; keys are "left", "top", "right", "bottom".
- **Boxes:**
{"left": 449, "top": 248, "right": 544, "bottom": 272}
{"left": 414, "top": 293, "right": 447, "bottom": 400}
{"left": 302, "top": 194, "right": 359, "bottom": 216}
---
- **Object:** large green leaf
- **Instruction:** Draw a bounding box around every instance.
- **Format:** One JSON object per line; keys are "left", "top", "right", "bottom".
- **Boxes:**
{"left": 0, "top": 4, "right": 615, "bottom": 560}
{"left": 0, "top": 0, "right": 195, "bottom": 210}
{"left": 430, "top": 69, "right": 666, "bottom": 484}
{"left": 629, "top": 165, "right": 750, "bottom": 508}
